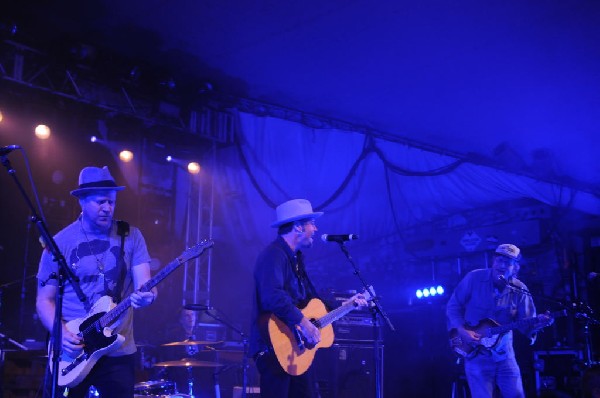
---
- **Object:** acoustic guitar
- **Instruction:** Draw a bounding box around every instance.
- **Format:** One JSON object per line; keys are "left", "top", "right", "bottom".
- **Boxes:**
{"left": 264, "top": 296, "right": 368, "bottom": 376}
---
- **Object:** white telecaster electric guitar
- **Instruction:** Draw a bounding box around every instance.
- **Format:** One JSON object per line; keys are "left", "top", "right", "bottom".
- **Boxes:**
{"left": 50, "top": 239, "right": 214, "bottom": 387}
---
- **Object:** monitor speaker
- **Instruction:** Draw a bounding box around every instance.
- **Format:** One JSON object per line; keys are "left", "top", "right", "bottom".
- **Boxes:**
{"left": 313, "top": 343, "right": 383, "bottom": 398}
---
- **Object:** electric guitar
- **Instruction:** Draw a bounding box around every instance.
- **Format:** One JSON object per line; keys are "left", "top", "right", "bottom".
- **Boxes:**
{"left": 264, "top": 295, "right": 368, "bottom": 376}
{"left": 449, "top": 309, "right": 566, "bottom": 358}
{"left": 50, "top": 239, "right": 214, "bottom": 387}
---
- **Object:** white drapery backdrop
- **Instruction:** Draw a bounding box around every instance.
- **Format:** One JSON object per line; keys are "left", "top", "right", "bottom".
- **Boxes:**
{"left": 214, "top": 111, "right": 599, "bottom": 255}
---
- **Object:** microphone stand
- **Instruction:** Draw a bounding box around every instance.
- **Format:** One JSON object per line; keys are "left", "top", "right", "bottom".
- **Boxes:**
{"left": 502, "top": 276, "right": 600, "bottom": 367}
{"left": 334, "top": 241, "right": 395, "bottom": 398}
{"left": 569, "top": 301, "right": 600, "bottom": 368}
{"left": 198, "top": 307, "right": 249, "bottom": 398}
{"left": 1, "top": 153, "right": 88, "bottom": 398}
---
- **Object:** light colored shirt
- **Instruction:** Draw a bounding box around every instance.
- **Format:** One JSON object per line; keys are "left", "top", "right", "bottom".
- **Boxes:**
{"left": 446, "top": 268, "right": 537, "bottom": 361}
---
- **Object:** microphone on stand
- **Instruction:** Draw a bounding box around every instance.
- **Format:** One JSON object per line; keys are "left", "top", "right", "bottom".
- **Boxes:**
{"left": 498, "top": 275, "right": 531, "bottom": 296}
{"left": 321, "top": 234, "right": 359, "bottom": 243}
{"left": 0, "top": 145, "right": 21, "bottom": 156}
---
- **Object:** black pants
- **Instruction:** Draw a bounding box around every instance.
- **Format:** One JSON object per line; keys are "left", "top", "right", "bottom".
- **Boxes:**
{"left": 43, "top": 354, "right": 135, "bottom": 398}
{"left": 255, "top": 351, "right": 317, "bottom": 398}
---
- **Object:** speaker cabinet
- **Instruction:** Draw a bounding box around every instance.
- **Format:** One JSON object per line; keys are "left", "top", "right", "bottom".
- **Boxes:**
{"left": 313, "top": 343, "right": 383, "bottom": 398}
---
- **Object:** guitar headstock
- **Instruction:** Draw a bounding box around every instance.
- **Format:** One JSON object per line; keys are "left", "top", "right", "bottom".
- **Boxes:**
{"left": 179, "top": 239, "right": 215, "bottom": 263}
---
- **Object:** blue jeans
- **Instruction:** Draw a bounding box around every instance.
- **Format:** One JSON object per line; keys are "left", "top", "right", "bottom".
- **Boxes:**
{"left": 464, "top": 353, "right": 525, "bottom": 398}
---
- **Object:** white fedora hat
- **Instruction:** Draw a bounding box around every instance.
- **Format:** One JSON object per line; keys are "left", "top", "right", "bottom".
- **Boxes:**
{"left": 271, "top": 199, "right": 323, "bottom": 228}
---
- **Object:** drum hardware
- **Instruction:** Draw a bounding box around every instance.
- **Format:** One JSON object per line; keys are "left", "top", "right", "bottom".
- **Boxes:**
{"left": 134, "top": 379, "right": 177, "bottom": 396}
{"left": 153, "top": 358, "right": 224, "bottom": 397}
{"left": 162, "top": 339, "right": 224, "bottom": 347}
{"left": 185, "top": 304, "right": 250, "bottom": 398}
{"left": 153, "top": 359, "right": 224, "bottom": 368}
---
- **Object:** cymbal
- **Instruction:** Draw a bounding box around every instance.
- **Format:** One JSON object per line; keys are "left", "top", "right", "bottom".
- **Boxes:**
{"left": 153, "top": 358, "right": 223, "bottom": 368}
{"left": 162, "top": 339, "right": 223, "bottom": 347}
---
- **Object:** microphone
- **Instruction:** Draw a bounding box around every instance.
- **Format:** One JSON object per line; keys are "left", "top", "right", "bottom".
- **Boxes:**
{"left": 0, "top": 145, "right": 21, "bottom": 156}
{"left": 498, "top": 275, "right": 517, "bottom": 286}
{"left": 321, "top": 234, "right": 359, "bottom": 243}
{"left": 498, "top": 274, "right": 531, "bottom": 296}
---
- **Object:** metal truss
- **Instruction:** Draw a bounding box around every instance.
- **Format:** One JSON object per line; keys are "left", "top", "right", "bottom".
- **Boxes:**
{"left": 0, "top": 39, "right": 234, "bottom": 144}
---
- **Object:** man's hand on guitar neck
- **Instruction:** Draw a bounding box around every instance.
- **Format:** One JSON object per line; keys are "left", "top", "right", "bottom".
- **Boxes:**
{"left": 343, "top": 292, "right": 369, "bottom": 308}
{"left": 298, "top": 316, "right": 320, "bottom": 346}
{"left": 532, "top": 311, "right": 554, "bottom": 332}
{"left": 131, "top": 290, "right": 156, "bottom": 308}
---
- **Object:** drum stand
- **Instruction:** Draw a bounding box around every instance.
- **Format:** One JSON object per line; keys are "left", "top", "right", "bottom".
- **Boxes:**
{"left": 185, "top": 365, "right": 196, "bottom": 398}
{"left": 186, "top": 304, "right": 249, "bottom": 398}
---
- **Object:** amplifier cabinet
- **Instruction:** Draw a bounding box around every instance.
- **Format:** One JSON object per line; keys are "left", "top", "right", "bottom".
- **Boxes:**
{"left": 533, "top": 349, "right": 583, "bottom": 397}
{"left": 313, "top": 343, "right": 384, "bottom": 398}
{"left": 3, "top": 350, "right": 47, "bottom": 398}
{"left": 333, "top": 315, "right": 382, "bottom": 343}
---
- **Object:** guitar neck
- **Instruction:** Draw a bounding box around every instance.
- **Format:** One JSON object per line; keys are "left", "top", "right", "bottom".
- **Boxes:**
{"left": 317, "top": 301, "right": 357, "bottom": 328}
{"left": 99, "top": 256, "right": 185, "bottom": 328}
{"left": 488, "top": 309, "right": 565, "bottom": 336}
{"left": 489, "top": 318, "right": 533, "bottom": 336}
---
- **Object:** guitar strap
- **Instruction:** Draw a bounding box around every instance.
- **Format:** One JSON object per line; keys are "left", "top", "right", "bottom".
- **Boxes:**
{"left": 296, "top": 251, "right": 321, "bottom": 301}
{"left": 113, "top": 220, "right": 130, "bottom": 303}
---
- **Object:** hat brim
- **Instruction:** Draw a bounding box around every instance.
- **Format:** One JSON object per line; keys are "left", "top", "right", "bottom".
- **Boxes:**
{"left": 270, "top": 212, "right": 323, "bottom": 228}
{"left": 495, "top": 252, "right": 520, "bottom": 261}
{"left": 71, "top": 186, "right": 125, "bottom": 197}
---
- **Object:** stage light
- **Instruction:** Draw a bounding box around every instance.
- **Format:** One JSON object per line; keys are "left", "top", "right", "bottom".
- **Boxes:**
{"left": 90, "top": 135, "right": 98, "bottom": 143}
{"left": 165, "top": 156, "right": 201, "bottom": 174}
{"left": 119, "top": 150, "right": 133, "bottom": 163}
{"left": 415, "top": 284, "right": 446, "bottom": 300}
{"left": 35, "top": 125, "right": 51, "bottom": 139}
{"left": 187, "top": 162, "right": 200, "bottom": 175}
{"left": 0, "top": 110, "right": 3, "bottom": 123}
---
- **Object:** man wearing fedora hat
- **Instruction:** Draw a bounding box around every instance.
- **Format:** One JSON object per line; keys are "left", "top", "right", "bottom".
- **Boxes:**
{"left": 36, "top": 166, "right": 157, "bottom": 397}
{"left": 446, "top": 243, "right": 554, "bottom": 397}
{"left": 249, "top": 199, "right": 367, "bottom": 397}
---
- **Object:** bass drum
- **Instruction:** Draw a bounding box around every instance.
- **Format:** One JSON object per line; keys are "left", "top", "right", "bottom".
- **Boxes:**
{"left": 133, "top": 379, "right": 177, "bottom": 396}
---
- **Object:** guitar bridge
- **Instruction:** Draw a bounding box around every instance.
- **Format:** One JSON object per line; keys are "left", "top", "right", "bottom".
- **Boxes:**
{"left": 61, "top": 354, "right": 87, "bottom": 376}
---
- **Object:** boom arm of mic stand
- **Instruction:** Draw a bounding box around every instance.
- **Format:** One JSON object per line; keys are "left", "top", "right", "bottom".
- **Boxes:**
{"left": 336, "top": 242, "right": 395, "bottom": 331}
{"left": 336, "top": 241, "right": 390, "bottom": 398}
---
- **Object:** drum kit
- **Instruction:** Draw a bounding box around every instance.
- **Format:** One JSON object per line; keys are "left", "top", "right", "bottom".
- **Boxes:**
{"left": 134, "top": 339, "right": 237, "bottom": 398}
{"left": 133, "top": 303, "right": 251, "bottom": 398}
